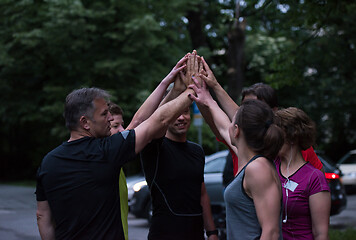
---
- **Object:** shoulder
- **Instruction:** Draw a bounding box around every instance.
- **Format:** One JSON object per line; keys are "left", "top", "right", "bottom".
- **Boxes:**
{"left": 187, "top": 140, "right": 204, "bottom": 150}
{"left": 305, "top": 164, "right": 326, "bottom": 180}
{"left": 305, "top": 163, "right": 330, "bottom": 193}
{"left": 244, "top": 156, "right": 280, "bottom": 195}
{"left": 245, "top": 157, "right": 275, "bottom": 181}
{"left": 186, "top": 140, "right": 205, "bottom": 156}
{"left": 247, "top": 156, "right": 271, "bottom": 169}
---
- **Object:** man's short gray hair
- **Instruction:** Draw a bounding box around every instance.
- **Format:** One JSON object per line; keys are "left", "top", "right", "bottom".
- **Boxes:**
{"left": 64, "top": 87, "right": 111, "bottom": 131}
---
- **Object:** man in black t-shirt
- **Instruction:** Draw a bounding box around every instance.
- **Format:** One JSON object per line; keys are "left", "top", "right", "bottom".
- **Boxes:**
{"left": 35, "top": 55, "right": 194, "bottom": 240}
{"left": 141, "top": 107, "right": 218, "bottom": 240}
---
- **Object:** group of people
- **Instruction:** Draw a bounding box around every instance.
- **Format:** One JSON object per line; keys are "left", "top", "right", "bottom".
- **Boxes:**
{"left": 35, "top": 50, "right": 331, "bottom": 240}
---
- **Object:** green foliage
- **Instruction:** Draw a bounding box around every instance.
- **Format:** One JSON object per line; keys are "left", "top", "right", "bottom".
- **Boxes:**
{"left": 1, "top": 0, "right": 355, "bottom": 178}
{"left": 329, "top": 228, "right": 356, "bottom": 240}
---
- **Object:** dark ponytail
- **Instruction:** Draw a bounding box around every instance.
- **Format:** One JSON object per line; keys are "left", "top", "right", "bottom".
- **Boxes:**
{"left": 263, "top": 122, "right": 285, "bottom": 160}
{"left": 234, "top": 99, "right": 284, "bottom": 161}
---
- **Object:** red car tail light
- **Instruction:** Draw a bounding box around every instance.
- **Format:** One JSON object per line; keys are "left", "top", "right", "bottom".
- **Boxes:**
{"left": 325, "top": 172, "right": 340, "bottom": 180}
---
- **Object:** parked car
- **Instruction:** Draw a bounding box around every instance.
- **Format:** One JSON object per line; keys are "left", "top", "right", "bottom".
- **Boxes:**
{"left": 126, "top": 174, "right": 151, "bottom": 221}
{"left": 127, "top": 150, "right": 347, "bottom": 238}
{"left": 316, "top": 151, "right": 348, "bottom": 215}
{"left": 337, "top": 149, "right": 356, "bottom": 192}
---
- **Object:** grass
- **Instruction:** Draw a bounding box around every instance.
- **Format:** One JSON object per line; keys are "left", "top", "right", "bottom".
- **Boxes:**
{"left": 330, "top": 228, "right": 356, "bottom": 240}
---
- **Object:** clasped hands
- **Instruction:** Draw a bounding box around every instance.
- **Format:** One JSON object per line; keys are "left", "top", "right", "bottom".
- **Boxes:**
{"left": 169, "top": 50, "right": 217, "bottom": 91}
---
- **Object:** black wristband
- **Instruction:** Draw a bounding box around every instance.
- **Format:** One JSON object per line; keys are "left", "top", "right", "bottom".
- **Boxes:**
{"left": 206, "top": 229, "right": 218, "bottom": 237}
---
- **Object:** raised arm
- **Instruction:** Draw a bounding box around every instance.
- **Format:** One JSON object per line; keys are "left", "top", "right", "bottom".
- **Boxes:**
{"left": 134, "top": 88, "right": 195, "bottom": 154}
{"left": 200, "top": 57, "right": 239, "bottom": 121}
{"left": 189, "top": 78, "right": 236, "bottom": 153}
{"left": 126, "top": 55, "right": 187, "bottom": 130}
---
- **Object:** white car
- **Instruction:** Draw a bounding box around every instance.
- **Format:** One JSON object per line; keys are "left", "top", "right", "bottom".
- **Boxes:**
{"left": 337, "top": 149, "right": 356, "bottom": 190}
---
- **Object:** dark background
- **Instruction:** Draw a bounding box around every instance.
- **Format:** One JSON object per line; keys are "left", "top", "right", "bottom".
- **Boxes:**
{"left": 1, "top": 0, "right": 355, "bottom": 180}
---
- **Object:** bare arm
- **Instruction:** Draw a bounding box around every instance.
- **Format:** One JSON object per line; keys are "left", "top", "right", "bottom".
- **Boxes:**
{"left": 194, "top": 57, "right": 238, "bottom": 140}
{"left": 200, "top": 183, "right": 219, "bottom": 240}
{"left": 126, "top": 55, "right": 187, "bottom": 130}
{"left": 244, "top": 159, "right": 281, "bottom": 240}
{"left": 189, "top": 78, "right": 236, "bottom": 153}
{"left": 200, "top": 57, "right": 239, "bottom": 121}
{"left": 310, "top": 191, "right": 331, "bottom": 240}
{"left": 134, "top": 88, "right": 194, "bottom": 154}
{"left": 36, "top": 201, "right": 55, "bottom": 240}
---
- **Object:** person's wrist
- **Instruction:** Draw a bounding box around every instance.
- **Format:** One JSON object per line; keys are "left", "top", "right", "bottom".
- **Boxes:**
{"left": 172, "top": 82, "right": 186, "bottom": 92}
{"left": 206, "top": 229, "right": 218, "bottom": 237}
{"left": 211, "top": 80, "right": 221, "bottom": 90}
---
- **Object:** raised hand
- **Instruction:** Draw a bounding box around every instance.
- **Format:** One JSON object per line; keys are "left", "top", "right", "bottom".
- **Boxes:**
{"left": 161, "top": 55, "right": 187, "bottom": 86}
{"left": 185, "top": 50, "right": 201, "bottom": 86}
{"left": 199, "top": 57, "right": 218, "bottom": 88}
{"left": 172, "top": 69, "right": 187, "bottom": 93}
{"left": 188, "top": 76, "right": 214, "bottom": 108}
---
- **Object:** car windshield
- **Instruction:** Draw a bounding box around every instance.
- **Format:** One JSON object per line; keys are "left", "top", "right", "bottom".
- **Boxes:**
{"left": 342, "top": 154, "right": 356, "bottom": 164}
{"left": 204, "top": 157, "right": 226, "bottom": 173}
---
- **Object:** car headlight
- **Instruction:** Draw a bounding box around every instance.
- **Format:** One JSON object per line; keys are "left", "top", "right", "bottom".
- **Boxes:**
{"left": 133, "top": 180, "right": 147, "bottom": 192}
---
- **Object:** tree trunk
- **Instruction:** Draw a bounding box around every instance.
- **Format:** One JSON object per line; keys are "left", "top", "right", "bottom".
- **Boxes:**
{"left": 186, "top": 9, "right": 208, "bottom": 50}
{"left": 227, "top": 19, "right": 245, "bottom": 102}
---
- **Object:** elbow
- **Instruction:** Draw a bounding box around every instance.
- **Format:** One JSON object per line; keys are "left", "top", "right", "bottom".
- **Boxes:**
{"left": 262, "top": 227, "right": 280, "bottom": 240}
{"left": 150, "top": 114, "right": 170, "bottom": 138}
{"left": 36, "top": 209, "right": 43, "bottom": 222}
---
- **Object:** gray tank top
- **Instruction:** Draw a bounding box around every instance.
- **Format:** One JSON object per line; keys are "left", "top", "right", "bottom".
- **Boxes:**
{"left": 224, "top": 155, "right": 283, "bottom": 240}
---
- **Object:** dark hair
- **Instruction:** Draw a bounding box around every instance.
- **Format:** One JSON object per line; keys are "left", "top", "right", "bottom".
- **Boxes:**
{"left": 275, "top": 107, "right": 316, "bottom": 150}
{"left": 109, "top": 102, "right": 123, "bottom": 116}
{"left": 234, "top": 99, "right": 284, "bottom": 161}
{"left": 64, "top": 87, "right": 111, "bottom": 131}
{"left": 241, "top": 83, "right": 278, "bottom": 109}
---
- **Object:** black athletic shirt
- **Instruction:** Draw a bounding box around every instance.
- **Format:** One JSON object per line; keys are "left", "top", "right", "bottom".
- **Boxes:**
{"left": 140, "top": 137, "right": 205, "bottom": 240}
{"left": 36, "top": 130, "right": 136, "bottom": 240}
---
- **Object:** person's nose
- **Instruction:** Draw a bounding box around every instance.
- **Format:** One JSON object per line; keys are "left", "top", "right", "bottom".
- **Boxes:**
{"left": 108, "top": 112, "right": 114, "bottom": 122}
{"left": 118, "top": 125, "right": 125, "bottom": 132}
{"left": 177, "top": 114, "right": 185, "bottom": 121}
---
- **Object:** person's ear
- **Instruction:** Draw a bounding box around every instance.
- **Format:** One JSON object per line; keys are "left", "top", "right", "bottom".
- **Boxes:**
{"left": 80, "top": 116, "right": 90, "bottom": 130}
{"left": 234, "top": 124, "right": 240, "bottom": 139}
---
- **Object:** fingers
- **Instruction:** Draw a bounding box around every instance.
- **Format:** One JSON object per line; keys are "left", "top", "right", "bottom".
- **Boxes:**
{"left": 191, "top": 76, "right": 200, "bottom": 86}
{"left": 188, "top": 92, "right": 198, "bottom": 102}
{"left": 201, "top": 57, "right": 211, "bottom": 73}
{"left": 176, "top": 64, "right": 186, "bottom": 72}
{"left": 179, "top": 71, "right": 185, "bottom": 80}
{"left": 199, "top": 74, "right": 209, "bottom": 83}
{"left": 193, "top": 51, "right": 199, "bottom": 74}
{"left": 176, "top": 56, "right": 188, "bottom": 68}
{"left": 188, "top": 83, "right": 198, "bottom": 92}
{"left": 187, "top": 53, "right": 194, "bottom": 76}
{"left": 201, "top": 77, "right": 207, "bottom": 89}
{"left": 198, "top": 56, "right": 203, "bottom": 74}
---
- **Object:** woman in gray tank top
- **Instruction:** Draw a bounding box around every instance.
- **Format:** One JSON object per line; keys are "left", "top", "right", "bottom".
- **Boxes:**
{"left": 190, "top": 82, "right": 284, "bottom": 239}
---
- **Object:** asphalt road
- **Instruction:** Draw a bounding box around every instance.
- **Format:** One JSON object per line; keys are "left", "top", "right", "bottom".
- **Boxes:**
{"left": 0, "top": 184, "right": 355, "bottom": 240}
